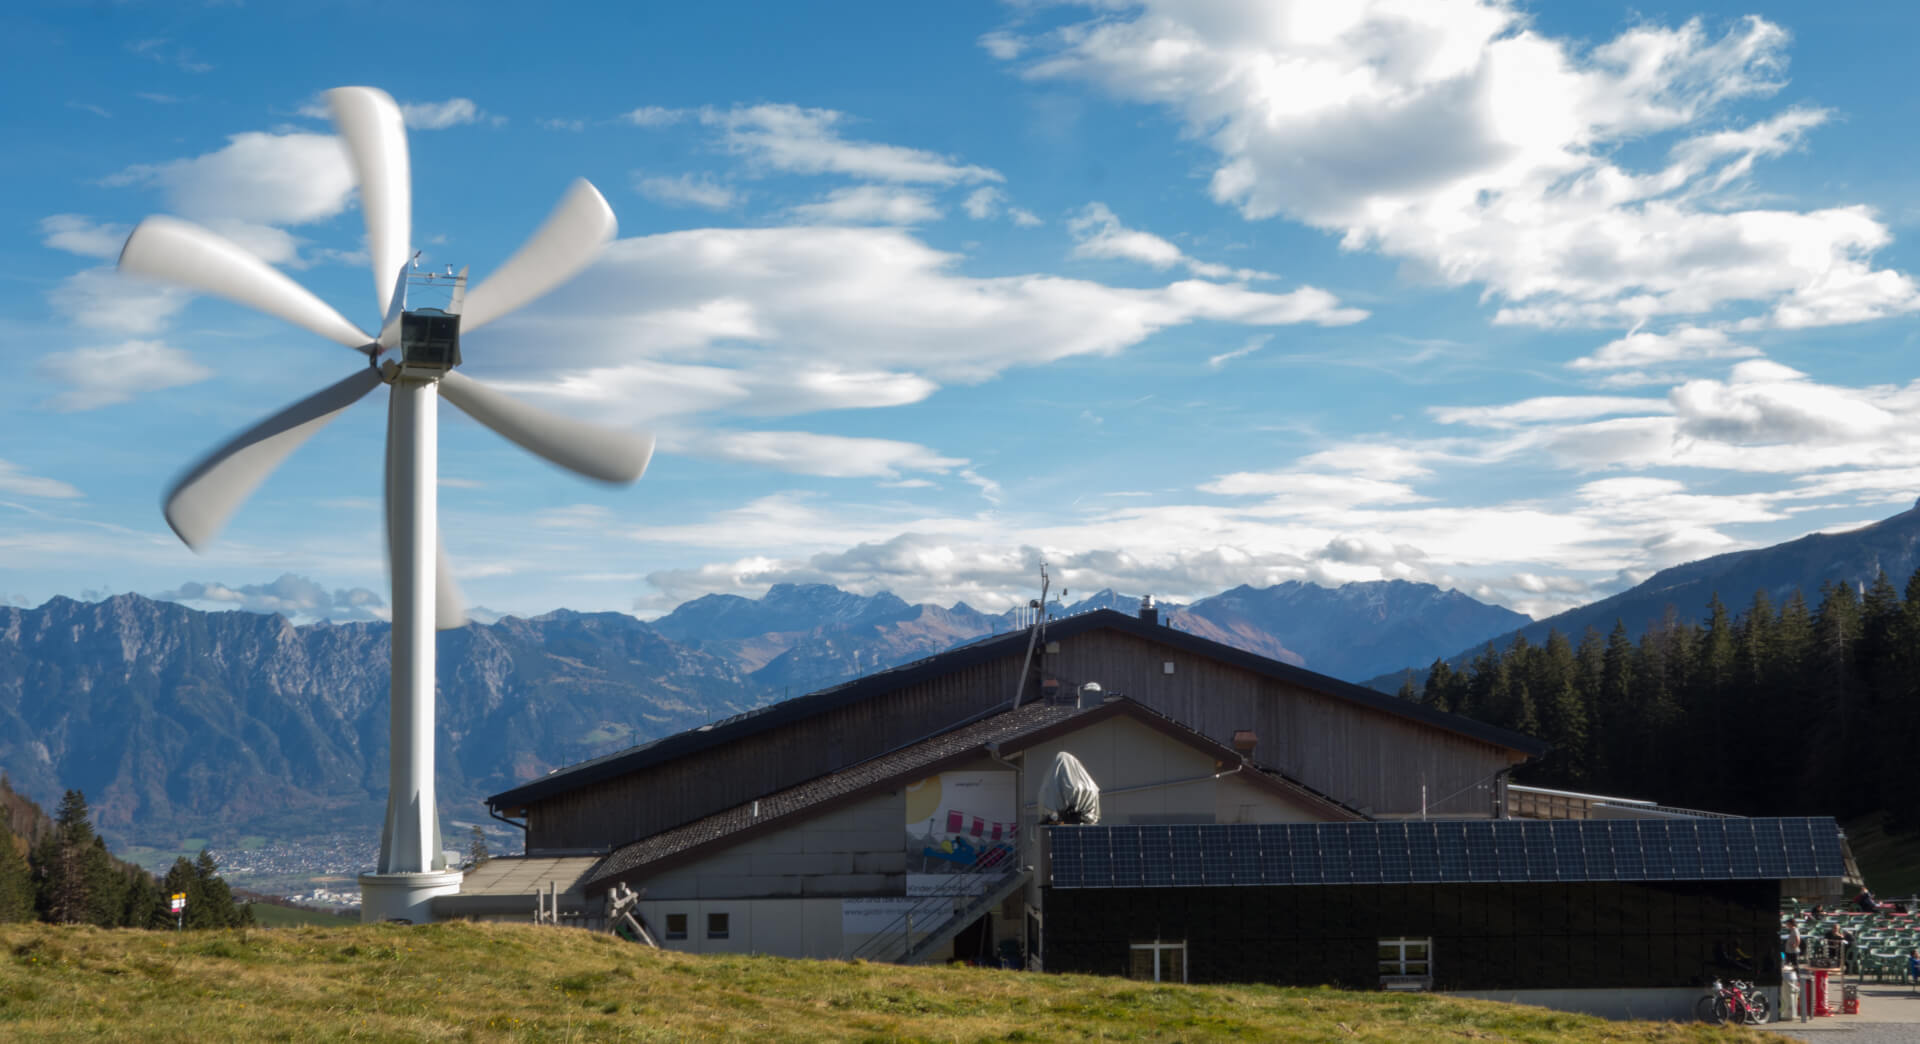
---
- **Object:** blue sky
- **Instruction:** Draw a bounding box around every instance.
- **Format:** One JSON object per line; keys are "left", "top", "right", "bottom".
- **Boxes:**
{"left": 8, "top": 1, "right": 1920, "bottom": 625}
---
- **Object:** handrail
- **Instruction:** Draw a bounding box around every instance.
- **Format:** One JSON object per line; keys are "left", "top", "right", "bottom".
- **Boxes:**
{"left": 847, "top": 845, "right": 1021, "bottom": 963}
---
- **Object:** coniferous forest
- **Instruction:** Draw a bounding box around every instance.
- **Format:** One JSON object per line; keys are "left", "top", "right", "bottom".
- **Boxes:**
{"left": 1398, "top": 573, "right": 1920, "bottom": 828}
{"left": 0, "top": 779, "right": 249, "bottom": 929}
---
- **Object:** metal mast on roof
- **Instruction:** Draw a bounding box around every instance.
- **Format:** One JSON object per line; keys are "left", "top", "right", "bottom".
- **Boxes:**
{"left": 1010, "top": 562, "right": 1049, "bottom": 711}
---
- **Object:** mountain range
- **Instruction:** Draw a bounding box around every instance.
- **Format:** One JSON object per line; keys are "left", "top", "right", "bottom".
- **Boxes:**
{"left": 8, "top": 503, "right": 1917, "bottom": 847}
{"left": 0, "top": 577, "right": 1521, "bottom": 845}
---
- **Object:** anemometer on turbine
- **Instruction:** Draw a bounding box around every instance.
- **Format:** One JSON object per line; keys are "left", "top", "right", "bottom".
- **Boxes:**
{"left": 117, "top": 86, "right": 654, "bottom": 923}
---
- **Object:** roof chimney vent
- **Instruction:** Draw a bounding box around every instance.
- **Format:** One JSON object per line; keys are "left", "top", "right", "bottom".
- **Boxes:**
{"left": 1232, "top": 730, "right": 1258, "bottom": 759}
{"left": 1139, "top": 594, "right": 1158, "bottom": 626}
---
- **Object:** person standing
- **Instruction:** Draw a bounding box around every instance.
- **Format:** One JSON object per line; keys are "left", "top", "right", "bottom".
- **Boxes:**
{"left": 1786, "top": 920, "right": 1802, "bottom": 964}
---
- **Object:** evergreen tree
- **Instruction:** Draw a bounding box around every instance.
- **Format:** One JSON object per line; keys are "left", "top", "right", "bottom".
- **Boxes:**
{"left": 1421, "top": 659, "right": 1455, "bottom": 713}
{"left": 120, "top": 866, "right": 165, "bottom": 929}
{"left": 35, "top": 790, "right": 97, "bottom": 924}
{"left": 468, "top": 825, "right": 491, "bottom": 868}
{"left": 0, "top": 809, "right": 33, "bottom": 923}
{"left": 82, "top": 836, "right": 124, "bottom": 927}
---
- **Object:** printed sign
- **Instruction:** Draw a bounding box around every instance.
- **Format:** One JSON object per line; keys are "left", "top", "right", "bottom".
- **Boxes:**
{"left": 841, "top": 897, "right": 919, "bottom": 935}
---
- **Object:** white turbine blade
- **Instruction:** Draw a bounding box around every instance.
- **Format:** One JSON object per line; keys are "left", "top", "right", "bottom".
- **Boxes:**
{"left": 119, "top": 217, "right": 371, "bottom": 350}
{"left": 457, "top": 179, "right": 616, "bottom": 334}
{"left": 164, "top": 368, "right": 383, "bottom": 548}
{"left": 435, "top": 542, "right": 468, "bottom": 630}
{"left": 327, "top": 86, "right": 412, "bottom": 320}
{"left": 382, "top": 403, "right": 468, "bottom": 631}
{"left": 438, "top": 371, "right": 653, "bottom": 484}
{"left": 448, "top": 265, "right": 469, "bottom": 316}
{"left": 377, "top": 262, "right": 408, "bottom": 350}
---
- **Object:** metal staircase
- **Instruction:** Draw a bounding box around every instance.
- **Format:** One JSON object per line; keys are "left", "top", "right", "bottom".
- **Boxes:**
{"left": 846, "top": 848, "right": 1030, "bottom": 965}
{"left": 900, "top": 868, "right": 1031, "bottom": 965}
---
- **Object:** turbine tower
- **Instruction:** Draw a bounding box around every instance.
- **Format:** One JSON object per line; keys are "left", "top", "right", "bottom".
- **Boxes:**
{"left": 117, "top": 86, "right": 653, "bottom": 923}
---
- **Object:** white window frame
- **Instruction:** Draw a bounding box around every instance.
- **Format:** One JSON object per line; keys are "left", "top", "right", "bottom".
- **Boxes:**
{"left": 1378, "top": 937, "right": 1433, "bottom": 985}
{"left": 1129, "top": 940, "right": 1188, "bottom": 983}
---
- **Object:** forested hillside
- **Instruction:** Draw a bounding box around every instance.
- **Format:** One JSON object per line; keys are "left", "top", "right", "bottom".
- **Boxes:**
{"left": 0, "top": 779, "right": 248, "bottom": 929}
{"left": 1398, "top": 573, "right": 1920, "bottom": 827}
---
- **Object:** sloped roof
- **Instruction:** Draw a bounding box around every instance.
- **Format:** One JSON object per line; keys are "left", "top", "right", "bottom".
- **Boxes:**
{"left": 490, "top": 608, "right": 1545, "bottom": 811}
{"left": 582, "top": 696, "right": 1365, "bottom": 893}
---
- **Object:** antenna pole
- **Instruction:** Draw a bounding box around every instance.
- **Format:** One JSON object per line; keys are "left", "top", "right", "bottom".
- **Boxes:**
{"left": 1009, "top": 563, "right": 1049, "bottom": 711}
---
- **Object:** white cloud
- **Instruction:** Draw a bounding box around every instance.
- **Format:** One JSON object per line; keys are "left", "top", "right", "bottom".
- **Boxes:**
{"left": 790, "top": 185, "right": 941, "bottom": 225}
{"left": 35, "top": 340, "right": 213, "bottom": 411}
{"left": 622, "top": 106, "right": 687, "bottom": 127}
{"left": 1068, "top": 202, "right": 1272, "bottom": 280}
{"left": 695, "top": 430, "right": 967, "bottom": 478}
{"left": 40, "top": 215, "right": 129, "bottom": 259}
{"left": 963, "top": 187, "right": 1004, "bottom": 220}
{"left": 399, "top": 98, "right": 482, "bottom": 129}
{"left": 961, "top": 187, "right": 1040, "bottom": 226}
{"left": 474, "top": 225, "right": 1363, "bottom": 421}
{"left": 49, "top": 267, "right": 190, "bottom": 335}
{"left": 1014, "top": 5, "right": 1919, "bottom": 331}
{"left": 1430, "top": 396, "right": 1669, "bottom": 429}
{"left": 703, "top": 104, "right": 1002, "bottom": 184}
{"left": 1570, "top": 326, "right": 1761, "bottom": 371}
{"left": 106, "top": 131, "right": 354, "bottom": 228}
{"left": 533, "top": 504, "right": 613, "bottom": 529}
{"left": 636, "top": 172, "right": 740, "bottom": 210}
{"left": 1207, "top": 336, "right": 1268, "bottom": 369}
{"left": 103, "top": 130, "right": 354, "bottom": 265}
{"left": 0, "top": 461, "right": 83, "bottom": 500}
{"left": 539, "top": 117, "right": 586, "bottom": 132}
{"left": 151, "top": 573, "right": 384, "bottom": 622}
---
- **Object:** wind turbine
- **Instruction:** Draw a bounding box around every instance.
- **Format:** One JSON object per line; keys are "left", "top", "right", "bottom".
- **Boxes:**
{"left": 117, "top": 86, "right": 654, "bottom": 923}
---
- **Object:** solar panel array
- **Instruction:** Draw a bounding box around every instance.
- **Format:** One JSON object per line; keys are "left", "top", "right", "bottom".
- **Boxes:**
{"left": 1048, "top": 817, "right": 1846, "bottom": 889}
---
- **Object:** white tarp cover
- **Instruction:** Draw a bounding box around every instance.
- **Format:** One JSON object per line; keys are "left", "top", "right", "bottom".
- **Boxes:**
{"left": 1038, "top": 751, "right": 1101, "bottom": 824}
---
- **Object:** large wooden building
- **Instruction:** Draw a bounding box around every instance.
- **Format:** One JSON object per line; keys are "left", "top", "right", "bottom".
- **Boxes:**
{"left": 460, "top": 603, "right": 1843, "bottom": 1019}
{"left": 488, "top": 604, "right": 1545, "bottom": 853}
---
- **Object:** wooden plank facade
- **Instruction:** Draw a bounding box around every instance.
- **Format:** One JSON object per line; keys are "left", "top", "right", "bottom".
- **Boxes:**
{"left": 511, "top": 611, "right": 1535, "bottom": 853}
{"left": 1043, "top": 629, "right": 1526, "bottom": 819}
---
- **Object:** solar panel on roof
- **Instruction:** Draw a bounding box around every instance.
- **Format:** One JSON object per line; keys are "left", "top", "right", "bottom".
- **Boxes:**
{"left": 1044, "top": 817, "right": 1847, "bottom": 889}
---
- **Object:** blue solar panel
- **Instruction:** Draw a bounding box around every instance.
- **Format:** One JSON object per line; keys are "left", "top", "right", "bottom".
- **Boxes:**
{"left": 1045, "top": 817, "right": 1847, "bottom": 889}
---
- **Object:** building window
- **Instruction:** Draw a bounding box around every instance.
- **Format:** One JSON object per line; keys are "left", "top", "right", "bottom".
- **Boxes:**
{"left": 664, "top": 913, "right": 687, "bottom": 940}
{"left": 1379, "top": 937, "right": 1432, "bottom": 987}
{"left": 707, "top": 912, "right": 730, "bottom": 940}
{"left": 1128, "top": 940, "right": 1187, "bottom": 983}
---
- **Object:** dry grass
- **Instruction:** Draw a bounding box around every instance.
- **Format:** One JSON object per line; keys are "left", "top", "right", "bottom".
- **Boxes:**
{"left": 0, "top": 921, "right": 1758, "bottom": 1043}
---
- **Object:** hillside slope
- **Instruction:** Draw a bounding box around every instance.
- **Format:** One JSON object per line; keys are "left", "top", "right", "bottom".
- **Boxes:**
{"left": 1368, "top": 502, "right": 1920, "bottom": 689}
{"left": 0, "top": 922, "right": 1748, "bottom": 1043}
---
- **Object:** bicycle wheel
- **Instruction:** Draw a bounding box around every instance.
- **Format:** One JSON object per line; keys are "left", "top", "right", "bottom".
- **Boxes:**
{"left": 1695, "top": 993, "right": 1724, "bottom": 1024}
{"left": 1746, "top": 991, "right": 1771, "bottom": 1024}
{"left": 1713, "top": 995, "right": 1738, "bottom": 1025}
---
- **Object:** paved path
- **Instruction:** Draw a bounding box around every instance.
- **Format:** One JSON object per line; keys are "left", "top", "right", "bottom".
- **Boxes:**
{"left": 1758, "top": 982, "right": 1920, "bottom": 1041}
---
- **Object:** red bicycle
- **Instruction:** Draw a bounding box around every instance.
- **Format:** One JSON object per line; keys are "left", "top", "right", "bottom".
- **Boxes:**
{"left": 1695, "top": 978, "right": 1771, "bottom": 1025}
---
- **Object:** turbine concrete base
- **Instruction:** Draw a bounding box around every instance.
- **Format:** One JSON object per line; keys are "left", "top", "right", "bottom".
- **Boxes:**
{"left": 359, "top": 869, "right": 464, "bottom": 924}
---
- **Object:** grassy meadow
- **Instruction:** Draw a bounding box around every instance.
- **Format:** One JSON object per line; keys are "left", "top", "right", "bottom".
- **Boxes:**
{"left": 0, "top": 921, "right": 1757, "bottom": 1043}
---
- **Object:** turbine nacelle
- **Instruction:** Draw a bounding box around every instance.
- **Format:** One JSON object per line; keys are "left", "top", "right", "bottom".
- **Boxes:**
{"left": 385, "top": 309, "right": 463, "bottom": 381}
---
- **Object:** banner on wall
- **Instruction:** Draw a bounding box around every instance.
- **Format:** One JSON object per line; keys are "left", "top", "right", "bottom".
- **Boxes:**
{"left": 842, "top": 897, "right": 919, "bottom": 935}
{"left": 904, "top": 770, "right": 1016, "bottom": 881}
